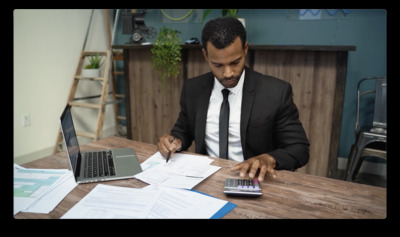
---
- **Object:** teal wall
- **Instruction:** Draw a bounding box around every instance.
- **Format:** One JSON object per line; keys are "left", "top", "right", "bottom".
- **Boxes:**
{"left": 114, "top": 9, "right": 387, "bottom": 161}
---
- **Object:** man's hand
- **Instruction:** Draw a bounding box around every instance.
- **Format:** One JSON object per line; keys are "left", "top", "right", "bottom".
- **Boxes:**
{"left": 230, "top": 154, "right": 277, "bottom": 181}
{"left": 157, "top": 134, "right": 182, "bottom": 158}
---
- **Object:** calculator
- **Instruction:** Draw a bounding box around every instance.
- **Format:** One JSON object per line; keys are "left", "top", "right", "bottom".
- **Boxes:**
{"left": 223, "top": 178, "right": 262, "bottom": 197}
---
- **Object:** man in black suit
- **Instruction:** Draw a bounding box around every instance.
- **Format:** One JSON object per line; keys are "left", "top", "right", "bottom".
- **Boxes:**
{"left": 158, "top": 17, "right": 309, "bottom": 181}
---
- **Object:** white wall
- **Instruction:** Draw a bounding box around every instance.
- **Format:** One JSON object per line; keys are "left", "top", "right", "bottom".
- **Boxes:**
{"left": 14, "top": 9, "right": 116, "bottom": 164}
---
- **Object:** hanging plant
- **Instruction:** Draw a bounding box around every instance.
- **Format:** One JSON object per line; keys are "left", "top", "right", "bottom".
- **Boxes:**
{"left": 151, "top": 26, "right": 182, "bottom": 89}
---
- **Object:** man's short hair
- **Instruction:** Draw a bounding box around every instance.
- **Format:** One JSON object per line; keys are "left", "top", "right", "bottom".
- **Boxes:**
{"left": 202, "top": 16, "right": 247, "bottom": 52}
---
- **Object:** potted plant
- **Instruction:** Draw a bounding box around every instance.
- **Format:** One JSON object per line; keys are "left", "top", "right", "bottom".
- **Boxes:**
{"left": 202, "top": 9, "right": 245, "bottom": 27}
{"left": 151, "top": 26, "right": 182, "bottom": 89}
{"left": 202, "top": 9, "right": 238, "bottom": 20}
{"left": 82, "top": 54, "right": 103, "bottom": 78}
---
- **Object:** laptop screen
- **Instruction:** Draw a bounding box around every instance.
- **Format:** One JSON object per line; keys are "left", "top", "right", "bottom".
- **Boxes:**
{"left": 60, "top": 105, "right": 81, "bottom": 175}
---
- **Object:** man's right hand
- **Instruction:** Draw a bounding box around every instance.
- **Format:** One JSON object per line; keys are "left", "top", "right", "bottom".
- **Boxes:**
{"left": 157, "top": 134, "right": 182, "bottom": 158}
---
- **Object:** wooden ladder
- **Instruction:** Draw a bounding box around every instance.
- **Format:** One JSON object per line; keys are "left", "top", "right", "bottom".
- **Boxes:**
{"left": 110, "top": 49, "right": 126, "bottom": 136}
{"left": 53, "top": 50, "right": 111, "bottom": 153}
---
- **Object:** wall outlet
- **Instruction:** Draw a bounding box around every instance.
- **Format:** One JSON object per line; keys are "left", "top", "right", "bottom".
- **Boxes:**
{"left": 22, "top": 113, "right": 31, "bottom": 127}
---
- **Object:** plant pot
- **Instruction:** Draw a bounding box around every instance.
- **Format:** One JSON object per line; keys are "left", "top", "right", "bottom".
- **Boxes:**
{"left": 81, "top": 69, "right": 100, "bottom": 78}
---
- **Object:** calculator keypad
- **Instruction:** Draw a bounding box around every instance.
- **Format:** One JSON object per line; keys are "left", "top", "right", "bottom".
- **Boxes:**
{"left": 223, "top": 178, "right": 262, "bottom": 197}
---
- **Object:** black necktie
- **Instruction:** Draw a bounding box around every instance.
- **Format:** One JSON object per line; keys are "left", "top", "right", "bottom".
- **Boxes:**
{"left": 219, "top": 89, "right": 230, "bottom": 159}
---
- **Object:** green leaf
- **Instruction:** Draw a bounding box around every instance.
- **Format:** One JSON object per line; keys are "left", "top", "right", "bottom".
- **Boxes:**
{"left": 202, "top": 9, "right": 212, "bottom": 22}
{"left": 228, "top": 9, "right": 238, "bottom": 17}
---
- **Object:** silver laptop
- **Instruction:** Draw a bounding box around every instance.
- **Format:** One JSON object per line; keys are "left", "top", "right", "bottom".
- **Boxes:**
{"left": 60, "top": 104, "right": 142, "bottom": 183}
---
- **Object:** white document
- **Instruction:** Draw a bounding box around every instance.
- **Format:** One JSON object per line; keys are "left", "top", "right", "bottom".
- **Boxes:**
{"left": 61, "top": 184, "right": 161, "bottom": 219}
{"left": 139, "top": 151, "right": 214, "bottom": 171}
{"left": 135, "top": 152, "right": 221, "bottom": 189}
{"left": 62, "top": 184, "right": 228, "bottom": 219}
{"left": 23, "top": 171, "right": 77, "bottom": 213}
{"left": 13, "top": 164, "right": 76, "bottom": 215}
{"left": 147, "top": 186, "right": 228, "bottom": 219}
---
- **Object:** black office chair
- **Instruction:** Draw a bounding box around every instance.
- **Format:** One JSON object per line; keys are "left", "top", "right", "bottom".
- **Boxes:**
{"left": 344, "top": 77, "right": 387, "bottom": 182}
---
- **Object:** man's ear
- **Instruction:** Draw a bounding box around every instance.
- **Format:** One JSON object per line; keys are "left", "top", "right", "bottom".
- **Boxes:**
{"left": 202, "top": 48, "right": 208, "bottom": 62}
{"left": 244, "top": 41, "right": 249, "bottom": 56}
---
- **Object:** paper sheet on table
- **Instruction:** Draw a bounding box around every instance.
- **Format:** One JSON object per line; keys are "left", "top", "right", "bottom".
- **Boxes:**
{"left": 62, "top": 184, "right": 230, "bottom": 219}
{"left": 134, "top": 152, "right": 221, "bottom": 189}
{"left": 139, "top": 151, "right": 214, "bottom": 171}
{"left": 61, "top": 184, "right": 161, "bottom": 219}
{"left": 146, "top": 186, "right": 229, "bottom": 219}
{"left": 23, "top": 171, "right": 77, "bottom": 213}
{"left": 13, "top": 164, "right": 76, "bottom": 215}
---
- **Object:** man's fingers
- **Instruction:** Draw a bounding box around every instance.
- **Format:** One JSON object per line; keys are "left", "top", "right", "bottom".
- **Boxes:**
{"left": 268, "top": 167, "right": 277, "bottom": 179}
{"left": 159, "top": 142, "right": 169, "bottom": 157}
{"left": 239, "top": 162, "right": 250, "bottom": 177}
{"left": 249, "top": 159, "right": 260, "bottom": 178}
{"left": 230, "top": 163, "right": 243, "bottom": 172}
{"left": 230, "top": 155, "right": 277, "bottom": 181}
{"left": 163, "top": 135, "right": 173, "bottom": 147}
{"left": 170, "top": 140, "right": 181, "bottom": 151}
{"left": 258, "top": 165, "right": 268, "bottom": 181}
{"left": 158, "top": 134, "right": 174, "bottom": 157}
{"left": 168, "top": 144, "right": 178, "bottom": 158}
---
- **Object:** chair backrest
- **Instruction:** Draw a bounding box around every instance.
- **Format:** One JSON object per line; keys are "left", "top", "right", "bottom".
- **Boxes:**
{"left": 355, "top": 77, "right": 387, "bottom": 136}
{"left": 373, "top": 78, "right": 387, "bottom": 128}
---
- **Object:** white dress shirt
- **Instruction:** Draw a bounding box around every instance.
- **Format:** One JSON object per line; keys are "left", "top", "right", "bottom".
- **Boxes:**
{"left": 205, "top": 70, "right": 245, "bottom": 162}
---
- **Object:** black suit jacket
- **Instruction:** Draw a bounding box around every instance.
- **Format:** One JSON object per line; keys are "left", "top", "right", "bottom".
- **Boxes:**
{"left": 171, "top": 67, "right": 309, "bottom": 171}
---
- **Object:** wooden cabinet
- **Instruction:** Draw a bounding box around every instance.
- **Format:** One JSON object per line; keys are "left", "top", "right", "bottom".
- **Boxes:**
{"left": 115, "top": 44, "right": 355, "bottom": 177}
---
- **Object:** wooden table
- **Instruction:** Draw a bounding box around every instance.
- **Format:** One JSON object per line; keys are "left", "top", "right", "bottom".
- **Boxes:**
{"left": 14, "top": 136, "right": 386, "bottom": 219}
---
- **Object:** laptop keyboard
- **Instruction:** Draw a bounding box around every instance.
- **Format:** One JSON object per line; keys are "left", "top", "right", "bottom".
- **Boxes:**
{"left": 83, "top": 151, "right": 116, "bottom": 179}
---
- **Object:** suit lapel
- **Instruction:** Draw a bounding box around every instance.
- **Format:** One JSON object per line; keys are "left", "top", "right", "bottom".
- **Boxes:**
{"left": 194, "top": 75, "right": 214, "bottom": 154}
{"left": 240, "top": 69, "right": 256, "bottom": 155}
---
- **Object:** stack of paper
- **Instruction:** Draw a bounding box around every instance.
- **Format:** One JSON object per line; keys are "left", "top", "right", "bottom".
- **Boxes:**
{"left": 13, "top": 163, "right": 77, "bottom": 215}
{"left": 62, "top": 152, "right": 236, "bottom": 219}
{"left": 135, "top": 152, "right": 221, "bottom": 189}
{"left": 61, "top": 184, "right": 236, "bottom": 219}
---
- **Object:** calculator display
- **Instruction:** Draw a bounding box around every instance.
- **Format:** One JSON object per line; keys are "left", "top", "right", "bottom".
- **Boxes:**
{"left": 223, "top": 178, "right": 262, "bottom": 197}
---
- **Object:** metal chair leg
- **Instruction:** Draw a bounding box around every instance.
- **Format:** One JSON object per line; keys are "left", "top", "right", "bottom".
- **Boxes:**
{"left": 345, "top": 144, "right": 360, "bottom": 181}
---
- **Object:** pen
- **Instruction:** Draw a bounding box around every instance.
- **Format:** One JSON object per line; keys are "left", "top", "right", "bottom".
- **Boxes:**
{"left": 166, "top": 137, "right": 175, "bottom": 163}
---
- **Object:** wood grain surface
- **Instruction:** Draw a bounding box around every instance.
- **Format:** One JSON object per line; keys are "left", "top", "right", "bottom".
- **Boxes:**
{"left": 14, "top": 136, "right": 386, "bottom": 219}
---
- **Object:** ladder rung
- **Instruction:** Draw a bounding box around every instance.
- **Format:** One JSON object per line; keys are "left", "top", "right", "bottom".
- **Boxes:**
{"left": 113, "top": 71, "right": 124, "bottom": 75}
{"left": 112, "top": 50, "right": 123, "bottom": 59}
{"left": 112, "top": 55, "right": 124, "bottom": 61}
{"left": 115, "top": 94, "right": 125, "bottom": 98}
{"left": 75, "top": 76, "right": 105, "bottom": 81}
{"left": 76, "top": 130, "right": 97, "bottom": 139}
{"left": 69, "top": 102, "right": 101, "bottom": 109}
{"left": 105, "top": 100, "right": 120, "bottom": 105}
{"left": 117, "top": 116, "right": 126, "bottom": 120}
{"left": 83, "top": 51, "right": 108, "bottom": 56}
